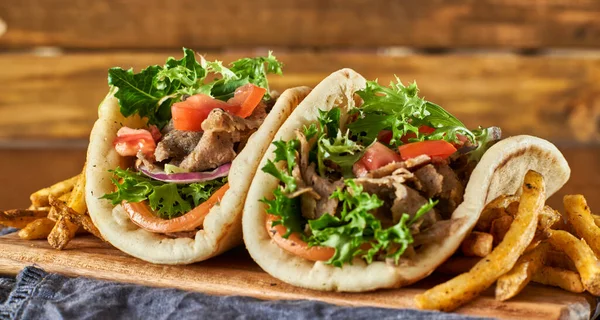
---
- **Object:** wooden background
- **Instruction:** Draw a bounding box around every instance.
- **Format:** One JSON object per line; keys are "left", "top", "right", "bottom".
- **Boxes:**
{"left": 0, "top": 0, "right": 599, "bottom": 213}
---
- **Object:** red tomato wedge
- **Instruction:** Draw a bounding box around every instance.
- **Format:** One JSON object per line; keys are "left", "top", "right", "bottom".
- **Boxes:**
{"left": 227, "top": 84, "right": 267, "bottom": 118}
{"left": 113, "top": 127, "right": 156, "bottom": 157}
{"left": 122, "top": 183, "right": 230, "bottom": 233}
{"left": 171, "top": 94, "right": 234, "bottom": 131}
{"left": 352, "top": 142, "right": 402, "bottom": 177}
{"left": 398, "top": 140, "right": 457, "bottom": 161}
{"left": 265, "top": 214, "right": 335, "bottom": 262}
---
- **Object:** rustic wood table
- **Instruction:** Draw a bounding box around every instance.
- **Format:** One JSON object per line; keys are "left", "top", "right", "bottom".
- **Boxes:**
{"left": 1, "top": 1, "right": 600, "bottom": 319}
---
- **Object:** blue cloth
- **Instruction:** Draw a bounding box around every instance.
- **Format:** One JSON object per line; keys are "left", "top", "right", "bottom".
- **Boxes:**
{"left": 0, "top": 229, "right": 490, "bottom": 320}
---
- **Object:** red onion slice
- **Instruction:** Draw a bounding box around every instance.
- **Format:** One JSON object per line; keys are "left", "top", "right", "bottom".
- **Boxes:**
{"left": 137, "top": 163, "right": 231, "bottom": 184}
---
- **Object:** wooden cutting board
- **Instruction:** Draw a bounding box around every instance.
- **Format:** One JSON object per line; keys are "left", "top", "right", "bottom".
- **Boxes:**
{"left": 0, "top": 233, "right": 596, "bottom": 320}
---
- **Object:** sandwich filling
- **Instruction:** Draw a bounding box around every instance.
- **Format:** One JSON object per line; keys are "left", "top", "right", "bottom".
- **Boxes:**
{"left": 262, "top": 79, "right": 501, "bottom": 267}
{"left": 100, "top": 48, "right": 283, "bottom": 235}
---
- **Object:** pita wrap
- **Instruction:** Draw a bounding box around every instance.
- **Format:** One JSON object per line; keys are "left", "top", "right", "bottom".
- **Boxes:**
{"left": 85, "top": 86, "right": 311, "bottom": 264}
{"left": 242, "top": 69, "right": 571, "bottom": 292}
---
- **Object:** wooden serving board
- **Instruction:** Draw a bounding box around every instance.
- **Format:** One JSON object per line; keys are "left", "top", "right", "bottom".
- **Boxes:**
{"left": 0, "top": 234, "right": 596, "bottom": 320}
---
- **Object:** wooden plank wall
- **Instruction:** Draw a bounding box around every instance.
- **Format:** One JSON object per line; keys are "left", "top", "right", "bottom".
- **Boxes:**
{"left": 0, "top": 0, "right": 598, "bottom": 211}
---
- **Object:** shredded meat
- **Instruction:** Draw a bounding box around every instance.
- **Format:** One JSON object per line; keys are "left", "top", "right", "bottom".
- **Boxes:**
{"left": 391, "top": 183, "right": 437, "bottom": 228}
{"left": 413, "top": 164, "right": 443, "bottom": 198}
{"left": 154, "top": 129, "right": 203, "bottom": 162}
{"left": 365, "top": 155, "right": 431, "bottom": 179}
{"left": 179, "top": 108, "right": 263, "bottom": 171}
{"left": 412, "top": 218, "right": 466, "bottom": 246}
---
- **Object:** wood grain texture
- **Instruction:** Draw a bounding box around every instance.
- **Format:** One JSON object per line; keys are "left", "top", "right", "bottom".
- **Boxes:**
{"left": 1, "top": 51, "right": 600, "bottom": 143}
{"left": 0, "top": 234, "right": 594, "bottom": 320}
{"left": 1, "top": 0, "right": 600, "bottom": 49}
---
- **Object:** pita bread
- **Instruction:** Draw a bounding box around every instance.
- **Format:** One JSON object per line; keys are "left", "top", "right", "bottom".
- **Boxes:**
{"left": 242, "top": 69, "right": 571, "bottom": 292}
{"left": 85, "top": 87, "right": 311, "bottom": 264}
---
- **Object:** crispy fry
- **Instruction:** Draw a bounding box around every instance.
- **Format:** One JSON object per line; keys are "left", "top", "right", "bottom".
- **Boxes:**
{"left": 545, "top": 249, "right": 577, "bottom": 271}
{"left": 539, "top": 206, "right": 561, "bottom": 231}
{"left": 47, "top": 192, "right": 71, "bottom": 222}
{"left": 563, "top": 195, "right": 600, "bottom": 257}
{"left": 47, "top": 165, "right": 87, "bottom": 249}
{"left": 49, "top": 196, "right": 102, "bottom": 240}
{"left": 0, "top": 209, "right": 49, "bottom": 228}
{"left": 593, "top": 215, "right": 600, "bottom": 228}
{"left": 29, "top": 174, "right": 79, "bottom": 207}
{"left": 532, "top": 266, "right": 585, "bottom": 293}
{"left": 474, "top": 195, "right": 518, "bottom": 232}
{"left": 547, "top": 229, "right": 600, "bottom": 296}
{"left": 461, "top": 232, "right": 493, "bottom": 257}
{"left": 415, "top": 170, "right": 545, "bottom": 311}
{"left": 436, "top": 256, "right": 481, "bottom": 275}
{"left": 48, "top": 215, "right": 71, "bottom": 249}
{"left": 18, "top": 218, "right": 55, "bottom": 240}
{"left": 490, "top": 215, "right": 513, "bottom": 246}
{"left": 495, "top": 242, "right": 550, "bottom": 301}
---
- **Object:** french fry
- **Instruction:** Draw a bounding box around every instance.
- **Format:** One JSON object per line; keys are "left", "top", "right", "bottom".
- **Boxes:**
{"left": 546, "top": 229, "right": 600, "bottom": 296}
{"left": 474, "top": 195, "right": 518, "bottom": 232}
{"left": 461, "top": 232, "right": 493, "bottom": 257}
{"left": 490, "top": 215, "right": 513, "bottom": 246}
{"left": 436, "top": 256, "right": 481, "bottom": 275}
{"left": 47, "top": 165, "right": 87, "bottom": 249}
{"left": 563, "top": 195, "right": 600, "bottom": 257}
{"left": 18, "top": 218, "right": 55, "bottom": 240}
{"left": 29, "top": 175, "right": 79, "bottom": 207}
{"left": 495, "top": 242, "right": 550, "bottom": 301}
{"left": 532, "top": 266, "right": 585, "bottom": 293}
{"left": 545, "top": 249, "right": 577, "bottom": 272}
{"left": 0, "top": 209, "right": 49, "bottom": 228}
{"left": 538, "top": 206, "right": 561, "bottom": 231}
{"left": 415, "top": 170, "right": 545, "bottom": 311}
{"left": 47, "top": 192, "right": 71, "bottom": 222}
{"left": 593, "top": 215, "right": 600, "bottom": 228}
{"left": 49, "top": 195, "right": 102, "bottom": 240}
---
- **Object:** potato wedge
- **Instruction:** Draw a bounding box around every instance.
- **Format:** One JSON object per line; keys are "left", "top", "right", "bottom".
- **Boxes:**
{"left": 18, "top": 218, "right": 55, "bottom": 240}
{"left": 495, "top": 242, "right": 550, "bottom": 301}
{"left": 0, "top": 209, "right": 49, "bottom": 228}
{"left": 593, "top": 215, "right": 600, "bottom": 228}
{"left": 490, "top": 215, "right": 513, "bottom": 246}
{"left": 460, "top": 232, "right": 493, "bottom": 257}
{"left": 415, "top": 170, "right": 545, "bottom": 311}
{"left": 532, "top": 266, "right": 584, "bottom": 293}
{"left": 474, "top": 195, "right": 518, "bottom": 232}
{"left": 547, "top": 229, "right": 600, "bottom": 296}
{"left": 30, "top": 175, "right": 79, "bottom": 207}
{"left": 563, "top": 195, "right": 600, "bottom": 257}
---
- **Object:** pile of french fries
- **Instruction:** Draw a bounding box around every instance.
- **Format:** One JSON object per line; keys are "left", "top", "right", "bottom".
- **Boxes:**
{"left": 0, "top": 164, "right": 102, "bottom": 249}
{"left": 416, "top": 170, "right": 600, "bottom": 311}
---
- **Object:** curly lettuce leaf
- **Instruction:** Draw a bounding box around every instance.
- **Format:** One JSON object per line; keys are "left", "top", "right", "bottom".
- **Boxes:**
{"left": 308, "top": 180, "right": 438, "bottom": 267}
{"left": 349, "top": 78, "right": 476, "bottom": 146}
{"left": 317, "top": 130, "right": 366, "bottom": 177}
{"left": 101, "top": 168, "right": 226, "bottom": 219}
{"left": 108, "top": 48, "right": 282, "bottom": 127}
{"left": 260, "top": 189, "right": 305, "bottom": 238}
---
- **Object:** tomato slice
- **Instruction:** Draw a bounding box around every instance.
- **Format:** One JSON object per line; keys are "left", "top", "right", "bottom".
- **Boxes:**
{"left": 377, "top": 130, "right": 393, "bottom": 145}
{"left": 122, "top": 183, "right": 230, "bottom": 233}
{"left": 171, "top": 94, "right": 236, "bottom": 131}
{"left": 227, "top": 84, "right": 267, "bottom": 118}
{"left": 113, "top": 127, "right": 156, "bottom": 157}
{"left": 265, "top": 214, "right": 335, "bottom": 262}
{"left": 398, "top": 140, "right": 457, "bottom": 161}
{"left": 352, "top": 142, "right": 402, "bottom": 177}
